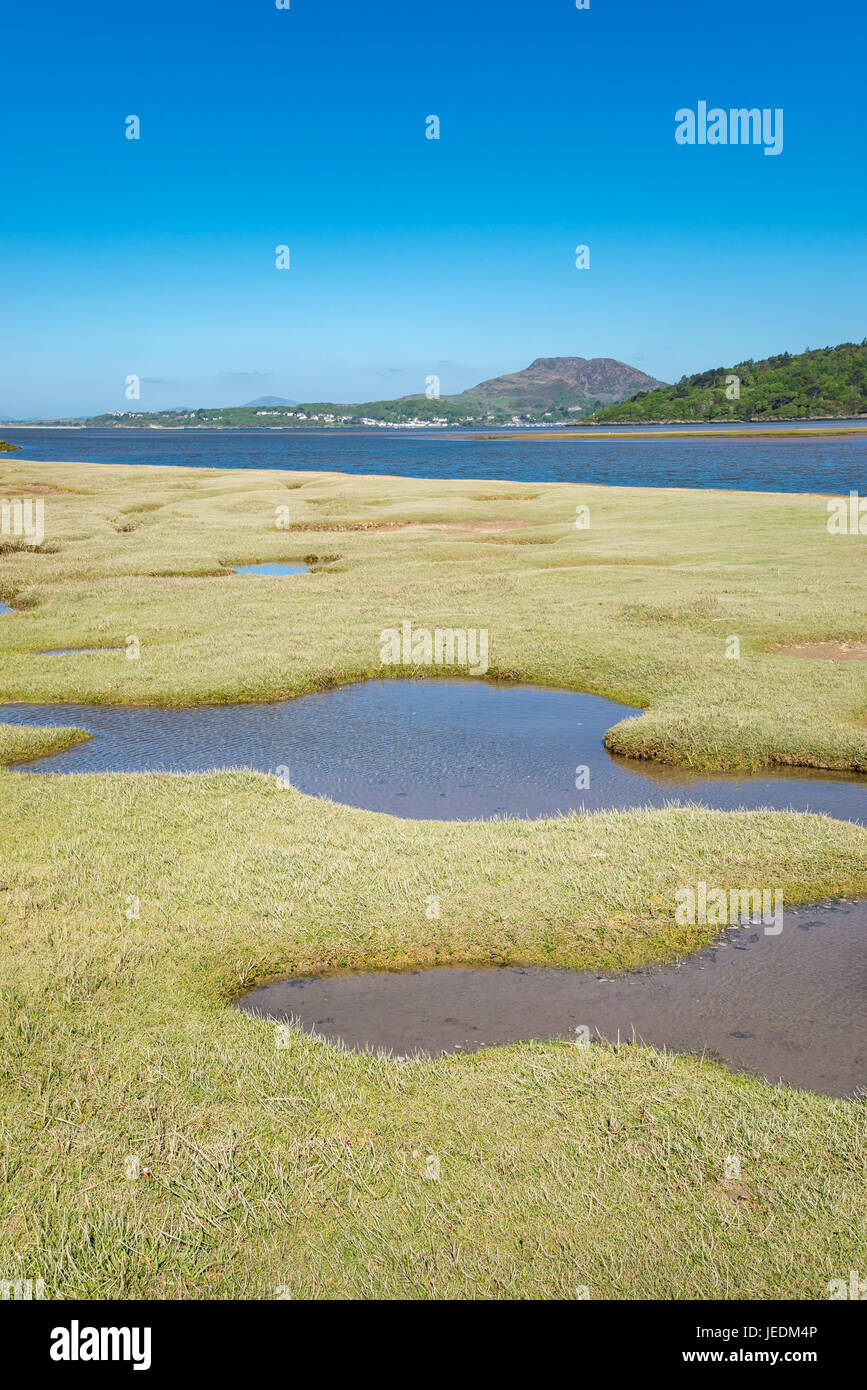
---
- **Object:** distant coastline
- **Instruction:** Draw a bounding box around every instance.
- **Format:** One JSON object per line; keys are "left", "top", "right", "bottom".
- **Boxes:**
{"left": 5, "top": 340, "right": 865, "bottom": 432}
{"left": 470, "top": 424, "right": 867, "bottom": 441}
{"left": 4, "top": 416, "right": 867, "bottom": 435}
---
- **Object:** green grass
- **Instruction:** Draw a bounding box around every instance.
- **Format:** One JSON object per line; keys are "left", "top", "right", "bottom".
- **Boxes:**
{"left": 0, "top": 721, "right": 90, "bottom": 765}
{"left": 1, "top": 771, "right": 866, "bottom": 1300}
{"left": 0, "top": 457, "right": 865, "bottom": 1300}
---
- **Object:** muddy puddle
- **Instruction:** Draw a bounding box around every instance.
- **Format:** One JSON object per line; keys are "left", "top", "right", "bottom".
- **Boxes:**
{"left": 236, "top": 899, "right": 867, "bottom": 1096}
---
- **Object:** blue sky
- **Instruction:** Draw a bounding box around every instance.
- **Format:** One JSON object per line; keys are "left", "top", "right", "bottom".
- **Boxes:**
{"left": 1, "top": 0, "right": 864, "bottom": 416}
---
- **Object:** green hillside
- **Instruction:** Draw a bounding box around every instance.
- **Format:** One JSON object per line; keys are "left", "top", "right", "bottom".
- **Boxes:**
{"left": 78, "top": 396, "right": 482, "bottom": 429}
{"left": 594, "top": 341, "right": 867, "bottom": 423}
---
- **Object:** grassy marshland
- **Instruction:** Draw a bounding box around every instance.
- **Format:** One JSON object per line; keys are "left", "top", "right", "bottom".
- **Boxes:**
{"left": 0, "top": 458, "right": 864, "bottom": 772}
{"left": 0, "top": 457, "right": 865, "bottom": 1299}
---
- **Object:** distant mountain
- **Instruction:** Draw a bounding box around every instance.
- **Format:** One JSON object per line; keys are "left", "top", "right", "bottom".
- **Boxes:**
{"left": 594, "top": 342, "right": 867, "bottom": 423}
{"left": 21, "top": 346, "right": 867, "bottom": 429}
{"left": 49, "top": 357, "right": 667, "bottom": 429}
{"left": 244, "top": 395, "right": 299, "bottom": 407}
{"left": 455, "top": 356, "right": 666, "bottom": 416}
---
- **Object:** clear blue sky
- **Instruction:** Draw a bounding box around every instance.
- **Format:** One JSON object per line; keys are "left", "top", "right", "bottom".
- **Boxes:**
{"left": 1, "top": 0, "right": 864, "bottom": 416}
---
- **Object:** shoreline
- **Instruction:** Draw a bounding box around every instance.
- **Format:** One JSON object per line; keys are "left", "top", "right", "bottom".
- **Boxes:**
{"left": 3, "top": 420, "right": 867, "bottom": 438}
{"left": 469, "top": 425, "right": 867, "bottom": 441}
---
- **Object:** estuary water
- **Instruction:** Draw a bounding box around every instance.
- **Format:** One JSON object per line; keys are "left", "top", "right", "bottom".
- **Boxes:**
{"left": 3, "top": 424, "right": 867, "bottom": 494}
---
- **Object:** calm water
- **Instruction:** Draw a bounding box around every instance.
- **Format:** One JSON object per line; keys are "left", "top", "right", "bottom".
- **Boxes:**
{"left": 236, "top": 899, "right": 867, "bottom": 1097}
{"left": 38, "top": 647, "right": 123, "bottom": 656}
{"left": 232, "top": 563, "right": 308, "bottom": 576}
{"left": 3, "top": 680, "right": 864, "bottom": 823}
{"left": 3, "top": 425, "right": 867, "bottom": 493}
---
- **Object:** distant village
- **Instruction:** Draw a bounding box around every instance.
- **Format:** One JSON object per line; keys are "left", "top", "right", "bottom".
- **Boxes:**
{"left": 99, "top": 407, "right": 564, "bottom": 429}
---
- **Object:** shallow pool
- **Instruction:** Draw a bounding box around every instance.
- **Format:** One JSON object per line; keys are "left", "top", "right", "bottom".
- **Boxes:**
{"left": 231, "top": 562, "right": 308, "bottom": 576}
{"left": 37, "top": 647, "right": 124, "bottom": 656}
{"left": 236, "top": 898, "right": 867, "bottom": 1097}
{"left": 1, "top": 680, "right": 864, "bottom": 823}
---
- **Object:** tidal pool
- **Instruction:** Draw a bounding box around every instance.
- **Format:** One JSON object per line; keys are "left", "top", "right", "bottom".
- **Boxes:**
{"left": 236, "top": 899, "right": 867, "bottom": 1097}
{"left": 231, "top": 562, "right": 308, "bottom": 575}
{"left": 1, "top": 680, "right": 864, "bottom": 824}
{"left": 38, "top": 647, "right": 124, "bottom": 656}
